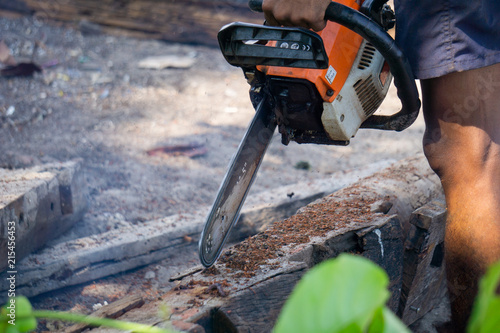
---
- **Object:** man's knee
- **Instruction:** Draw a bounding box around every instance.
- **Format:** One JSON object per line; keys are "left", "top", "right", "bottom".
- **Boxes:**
{"left": 420, "top": 69, "right": 500, "bottom": 183}
{"left": 422, "top": 127, "right": 448, "bottom": 178}
{"left": 423, "top": 128, "right": 498, "bottom": 185}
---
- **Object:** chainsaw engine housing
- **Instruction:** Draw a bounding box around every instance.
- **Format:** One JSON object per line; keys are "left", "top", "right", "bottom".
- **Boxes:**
{"left": 261, "top": 38, "right": 393, "bottom": 144}
{"left": 255, "top": 0, "right": 393, "bottom": 145}
{"left": 322, "top": 40, "right": 392, "bottom": 141}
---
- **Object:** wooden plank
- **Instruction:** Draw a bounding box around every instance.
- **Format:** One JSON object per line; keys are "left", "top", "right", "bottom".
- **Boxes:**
{"left": 399, "top": 199, "right": 447, "bottom": 325}
{"left": 0, "top": 162, "right": 389, "bottom": 300}
{"left": 0, "top": 212, "right": 205, "bottom": 302}
{"left": 214, "top": 264, "right": 308, "bottom": 332}
{"left": 160, "top": 218, "right": 407, "bottom": 332}
{"left": 0, "top": 160, "right": 87, "bottom": 271}
{"left": 356, "top": 215, "right": 404, "bottom": 312}
{"left": 211, "top": 215, "right": 403, "bottom": 332}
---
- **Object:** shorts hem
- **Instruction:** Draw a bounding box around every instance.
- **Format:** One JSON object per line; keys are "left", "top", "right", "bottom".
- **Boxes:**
{"left": 414, "top": 54, "right": 500, "bottom": 80}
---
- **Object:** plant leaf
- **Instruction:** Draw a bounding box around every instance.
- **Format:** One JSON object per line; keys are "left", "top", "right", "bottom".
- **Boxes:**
{"left": 368, "top": 307, "right": 385, "bottom": 333}
{"left": 368, "top": 306, "right": 410, "bottom": 333}
{"left": 380, "top": 307, "right": 411, "bottom": 333}
{"left": 0, "top": 296, "right": 37, "bottom": 333}
{"left": 467, "top": 260, "right": 500, "bottom": 333}
{"left": 273, "top": 254, "right": 390, "bottom": 333}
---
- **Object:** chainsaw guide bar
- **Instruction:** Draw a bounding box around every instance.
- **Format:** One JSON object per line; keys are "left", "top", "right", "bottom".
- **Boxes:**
{"left": 199, "top": 96, "right": 277, "bottom": 267}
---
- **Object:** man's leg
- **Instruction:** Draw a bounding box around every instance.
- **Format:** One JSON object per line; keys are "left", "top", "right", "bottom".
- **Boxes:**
{"left": 421, "top": 63, "right": 500, "bottom": 331}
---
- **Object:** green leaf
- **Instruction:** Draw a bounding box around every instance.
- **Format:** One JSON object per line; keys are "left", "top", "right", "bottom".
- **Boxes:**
{"left": 0, "top": 296, "right": 37, "bottom": 333}
{"left": 467, "top": 260, "right": 500, "bottom": 333}
{"left": 2, "top": 324, "right": 20, "bottom": 333}
{"left": 367, "top": 307, "right": 410, "bottom": 333}
{"left": 367, "top": 307, "right": 385, "bottom": 333}
{"left": 273, "top": 254, "right": 390, "bottom": 333}
{"left": 379, "top": 307, "right": 411, "bottom": 333}
{"left": 33, "top": 310, "right": 174, "bottom": 333}
{"left": 1, "top": 295, "right": 175, "bottom": 333}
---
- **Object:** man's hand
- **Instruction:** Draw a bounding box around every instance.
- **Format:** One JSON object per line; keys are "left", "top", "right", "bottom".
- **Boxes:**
{"left": 262, "top": 0, "right": 331, "bottom": 31}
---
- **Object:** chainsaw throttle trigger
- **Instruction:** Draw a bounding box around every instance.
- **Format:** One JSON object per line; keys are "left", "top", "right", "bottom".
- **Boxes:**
{"left": 218, "top": 22, "right": 329, "bottom": 69}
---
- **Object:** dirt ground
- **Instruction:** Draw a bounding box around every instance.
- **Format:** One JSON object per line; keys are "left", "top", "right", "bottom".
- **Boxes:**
{"left": 0, "top": 12, "right": 436, "bottom": 332}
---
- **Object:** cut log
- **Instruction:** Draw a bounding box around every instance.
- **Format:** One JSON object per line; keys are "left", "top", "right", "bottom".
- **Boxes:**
{"left": 211, "top": 214, "right": 404, "bottom": 332}
{"left": 0, "top": 160, "right": 87, "bottom": 272}
{"left": 0, "top": 0, "right": 263, "bottom": 46}
{"left": 0, "top": 0, "right": 32, "bottom": 14}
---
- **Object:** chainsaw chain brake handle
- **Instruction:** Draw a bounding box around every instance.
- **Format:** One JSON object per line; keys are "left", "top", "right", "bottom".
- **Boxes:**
{"left": 243, "top": 0, "right": 420, "bottom": 132}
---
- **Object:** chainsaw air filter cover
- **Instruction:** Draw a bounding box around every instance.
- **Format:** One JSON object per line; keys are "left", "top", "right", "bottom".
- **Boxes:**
{"left": 322, "top": 40, "right": 393, "bottom": 141}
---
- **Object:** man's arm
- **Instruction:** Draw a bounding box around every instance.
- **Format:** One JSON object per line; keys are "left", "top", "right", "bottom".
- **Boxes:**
{"left": 262, "top": 0, "right": 331, "bottom": 31}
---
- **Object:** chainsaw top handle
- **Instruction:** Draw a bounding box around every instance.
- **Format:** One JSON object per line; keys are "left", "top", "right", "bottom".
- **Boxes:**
{"left": 247, "top": 0, "right": 420, "bottom": 132}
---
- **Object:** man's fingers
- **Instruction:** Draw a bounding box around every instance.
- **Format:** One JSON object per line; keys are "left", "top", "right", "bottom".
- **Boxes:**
{"left": 264, "top": 13, "right": 281, "bottom": 27}
{"left": 265, "top": 12, "right": 313, "bottom": 30}
{"left": 309, "top": 19, "right": 327, "bottom": 32}
{"left": 261, "top": 0, "right": 330, "bottom": 31}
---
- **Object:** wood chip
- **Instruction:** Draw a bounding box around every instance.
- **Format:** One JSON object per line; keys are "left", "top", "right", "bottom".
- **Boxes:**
{"left": 63, "top": 294, "right": 145, "bottom": 333}
{"left": 0, "top": 40, "right": 16, "bottom": 66}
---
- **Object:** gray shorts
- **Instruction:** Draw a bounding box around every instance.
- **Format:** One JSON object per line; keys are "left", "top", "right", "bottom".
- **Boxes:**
{"left": 394, "top": 0, "right": 500, "bottom": 79}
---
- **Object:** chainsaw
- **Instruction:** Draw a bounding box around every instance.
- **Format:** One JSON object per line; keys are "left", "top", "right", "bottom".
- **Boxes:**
{"left": 199, "top": 0, "right": 420, "bottom": 267}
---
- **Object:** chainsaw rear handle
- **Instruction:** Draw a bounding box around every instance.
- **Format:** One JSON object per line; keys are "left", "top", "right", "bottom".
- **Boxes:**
{"left": 248, "top": 0, "right": 420, "bottom": 132}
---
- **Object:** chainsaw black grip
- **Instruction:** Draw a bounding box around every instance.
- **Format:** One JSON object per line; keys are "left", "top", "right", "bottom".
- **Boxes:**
{"left": 247, "top": 0, "right": 420, "bottom": 132}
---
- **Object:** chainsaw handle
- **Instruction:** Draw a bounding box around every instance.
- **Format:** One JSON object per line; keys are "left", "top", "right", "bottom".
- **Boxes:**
{"left": 248, "top": 0, "right": 420, "bottom": 132}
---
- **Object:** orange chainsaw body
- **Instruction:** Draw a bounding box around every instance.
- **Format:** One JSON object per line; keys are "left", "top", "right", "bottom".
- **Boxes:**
{"left": 259, "top": 0, "right": 363, "bottom": 104}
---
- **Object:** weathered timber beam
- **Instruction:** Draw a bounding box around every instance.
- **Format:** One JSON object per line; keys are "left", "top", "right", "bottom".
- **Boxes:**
{"left": 0, "top": 0, "right": 263, "bottom": 46}
{"left": 210, "top": 215, "right": 404, "bottom": 332}
{"left": 0, "top": 161, "right": 390, "bottom": 300}
{"left": 0, "top": 160, "right": 87, "bottom": 272}
{"left": 130, "top": 154, "right": 443, "bottom": 332}
{"left": 399, "top": 199, "right": 447, "bottom": 325}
